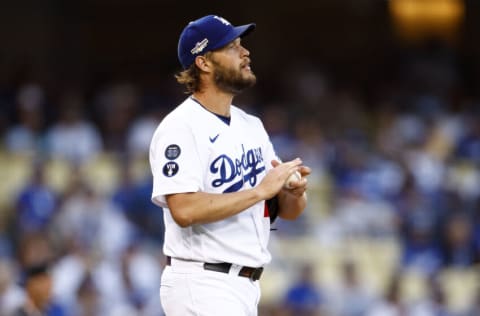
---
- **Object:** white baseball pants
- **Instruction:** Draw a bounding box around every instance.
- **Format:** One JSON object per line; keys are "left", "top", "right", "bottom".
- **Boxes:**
{"left": 160, "top": 259, "right": 261, "bottom": 316}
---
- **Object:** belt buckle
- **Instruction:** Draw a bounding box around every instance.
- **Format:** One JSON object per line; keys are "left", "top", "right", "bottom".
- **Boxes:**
{"left": 250, "top": 267, "right": 264, "bottom": 281}
{"left": 229, "top": 264, "right": 242, "bottom": 276}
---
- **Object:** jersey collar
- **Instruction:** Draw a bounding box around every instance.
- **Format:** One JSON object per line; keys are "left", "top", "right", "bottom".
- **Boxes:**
{"left": 190, "top": 96, "right": 231, "bottom": 125}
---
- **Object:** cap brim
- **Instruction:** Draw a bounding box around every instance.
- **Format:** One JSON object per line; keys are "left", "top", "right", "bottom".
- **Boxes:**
{"left": 210, "top": 23, "right": 256, "bottom": 51}
{"left": 237, "top": 23, "right": 256, "bottom": 38}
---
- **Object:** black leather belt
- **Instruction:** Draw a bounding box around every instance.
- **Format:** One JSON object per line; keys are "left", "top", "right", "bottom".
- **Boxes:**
{"left": 166, "top": 256, "right": 264, "bottom": 281}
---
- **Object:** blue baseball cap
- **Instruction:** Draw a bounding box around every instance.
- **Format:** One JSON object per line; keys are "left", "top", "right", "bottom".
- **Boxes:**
{"left": 178, "top": 15, "right": 255, "bottom": 69}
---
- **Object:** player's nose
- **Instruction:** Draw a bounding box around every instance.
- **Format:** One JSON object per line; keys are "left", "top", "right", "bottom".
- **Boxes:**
{"left": 240, "top": 45, "right": 250, "bottom": 57}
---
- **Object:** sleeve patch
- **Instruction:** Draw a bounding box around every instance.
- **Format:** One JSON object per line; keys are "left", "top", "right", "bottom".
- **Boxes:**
{"left": 163, "top": 162, "right": 179, "bottom": 177}
{"left": 165, "top": 144, "right": 181, "bottom": 160}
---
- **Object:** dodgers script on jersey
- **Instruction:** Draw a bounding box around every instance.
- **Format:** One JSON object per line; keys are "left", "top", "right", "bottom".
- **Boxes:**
{"left": 150, "top": 97, "right": 279, "bottom": 267}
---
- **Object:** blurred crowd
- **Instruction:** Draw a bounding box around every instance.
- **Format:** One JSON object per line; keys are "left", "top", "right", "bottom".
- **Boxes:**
{"left": 0, "top": 82, "right": 168, "bottom": 315}
{"left": 1, "top": 42, "right": 480, "bottom": 316}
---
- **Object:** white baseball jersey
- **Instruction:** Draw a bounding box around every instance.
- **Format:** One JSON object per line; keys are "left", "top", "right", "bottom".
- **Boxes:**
{"left": 150, "top": 97, "right": 278, "bottom": 267}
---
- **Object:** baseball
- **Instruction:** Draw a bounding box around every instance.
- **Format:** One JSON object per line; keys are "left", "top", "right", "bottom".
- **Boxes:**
{"left": 284, "top": 171, "right": 302, "bottom": 189}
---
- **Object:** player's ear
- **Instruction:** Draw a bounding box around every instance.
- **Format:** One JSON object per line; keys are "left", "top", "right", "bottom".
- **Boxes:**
{"left": 195, "top": 55, "right": 212, "bottom": 73}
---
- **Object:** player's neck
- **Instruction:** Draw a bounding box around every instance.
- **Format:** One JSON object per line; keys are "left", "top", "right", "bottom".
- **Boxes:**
{"left": 192, "top": 90, "right": 233, "bottom": 117}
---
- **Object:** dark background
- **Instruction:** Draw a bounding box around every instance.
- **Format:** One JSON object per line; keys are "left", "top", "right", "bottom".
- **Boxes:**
{"left": 1, "top": 0, "right": 479, "bottom": 105}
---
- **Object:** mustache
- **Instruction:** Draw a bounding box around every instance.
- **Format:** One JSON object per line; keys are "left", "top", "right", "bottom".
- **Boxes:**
{"left": 241, "top": 58, "right": 251, "bottom": 68}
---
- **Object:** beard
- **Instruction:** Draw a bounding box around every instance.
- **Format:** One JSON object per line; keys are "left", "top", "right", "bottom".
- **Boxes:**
{"left": 211, "top": 59, "right": 256, "bottom": 95}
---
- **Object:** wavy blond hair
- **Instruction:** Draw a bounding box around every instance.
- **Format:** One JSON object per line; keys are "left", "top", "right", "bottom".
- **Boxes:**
{"left": 175, "top": 52, "right": 212, "bottom": 94}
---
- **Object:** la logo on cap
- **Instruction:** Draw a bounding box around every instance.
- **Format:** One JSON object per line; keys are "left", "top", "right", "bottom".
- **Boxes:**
{"left": 213, "top": 15, "right": 230, "bottom": 25}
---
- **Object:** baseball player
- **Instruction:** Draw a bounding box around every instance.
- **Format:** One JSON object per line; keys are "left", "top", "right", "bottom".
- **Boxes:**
{"left": 149, "top": 14, "right": 310, "bottom": 316}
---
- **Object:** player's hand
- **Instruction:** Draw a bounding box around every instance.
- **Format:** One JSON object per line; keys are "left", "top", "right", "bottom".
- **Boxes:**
{"left": 272, "top": 160, "right": 310, "bottom": 197}
{"left": 256, "top": 158, "right": 303, "bottom": 200}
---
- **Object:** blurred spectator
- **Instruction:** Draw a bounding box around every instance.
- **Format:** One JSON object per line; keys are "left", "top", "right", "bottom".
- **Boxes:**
{"left": 401, "top": 221, "right": 442, "bottom": 277}
{"left": 94, "top": 83, "right": 139, "bottom": 152}
{"left": 404, "top": 144, "right": 446, "bottom": 196}
{"left": 439, "top": 213, "right": 479, "bottom": 267}
{"left": 15, "top": 163, "right": 57, "bottom": 235}
{"left": 119, "top": 242, "right": 162, "bottom": 315}
{"left": 13, "top": 262, "right": 66, "bottom": 316}
{"left": 329, "top": 183, "right": 397, "bottom": 240}
{"left": 0, "top": 259, "right": 25, "bottom": 316}
{"left": 50, "top": 243, "right": 109, "bottom": 315}
{"left": 126, "top": 108, "right": 163, "bottom": 157}
{"left": 282, "top": 263, "right": 323, "bottom": 316}
{"left": 327, "top": 260, "right": 374, "bottom": 316}
{"left": 51, "top": 242, "right": 132, "bottom": 316}
{"left": 4, "top": 84, "right": 46, "bottom": 155}
{"left": 396, "top": 180, "right": 442, "bottom": 276}
{"left": 16, "top": 233, "right": 53, "bottom": 272}
{"left": 71, "top": 273, "right": 100, "bottom": 316}
{"left": 409, "top": 276, "right": 452, "bottom": 316}
{"left": 367, "top": 274, "right": 406, "bottom": 316}
{"left": 112, "top": 164, "right": 164, "bottom": 244}
{"left": 455, "top": 114, "right": 480, "bottom": 164}
{"left": 51, "top": 239, "right": 162, "bottom": 316}
{"left": 53, "top": 176, "right": 134, "bottom": 258}
{"left": 45, "top": 91, "right": 102, "bottom": 163}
